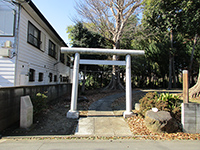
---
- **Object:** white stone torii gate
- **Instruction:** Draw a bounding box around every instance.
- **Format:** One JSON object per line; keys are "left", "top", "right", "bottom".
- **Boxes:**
{"left": 61, "top": 47, "right": 145, "bottom": 118}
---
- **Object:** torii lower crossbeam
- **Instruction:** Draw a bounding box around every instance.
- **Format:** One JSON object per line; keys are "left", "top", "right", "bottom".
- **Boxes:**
{"left": 61, "top": 47, "right": 145, "bottom": 118}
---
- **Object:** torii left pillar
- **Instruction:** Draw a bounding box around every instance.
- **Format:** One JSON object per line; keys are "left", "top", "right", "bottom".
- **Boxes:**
{"left": 67, "top": 53, "right": 80, "bottom": 118}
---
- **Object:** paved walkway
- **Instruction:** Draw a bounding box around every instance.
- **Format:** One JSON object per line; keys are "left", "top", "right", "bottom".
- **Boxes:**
{"left": 1, "top": 139, "right": 200, "bottom": 150}
{"left": 75, "top": 93, "right": 133, "bottom": 136}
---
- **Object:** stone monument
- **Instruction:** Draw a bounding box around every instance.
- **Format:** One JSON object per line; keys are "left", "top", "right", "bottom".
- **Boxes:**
{"left": 20, "top": 96, "right": 33, "bottom": 129}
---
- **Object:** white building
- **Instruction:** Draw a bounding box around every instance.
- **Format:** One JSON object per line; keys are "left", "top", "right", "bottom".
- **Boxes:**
{"left": 0, "top": 0, "right": 71, "bottom": 87}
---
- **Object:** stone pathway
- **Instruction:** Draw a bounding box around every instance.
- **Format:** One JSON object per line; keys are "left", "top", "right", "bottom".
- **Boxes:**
{"left": 88, "top": 92, "right": 125, "bottom": 111}
{"left": 75, "top": 93, "right": 133, "bottom": 136}
{"left": 75, "top": 116, "right": 132, "bottom": 136}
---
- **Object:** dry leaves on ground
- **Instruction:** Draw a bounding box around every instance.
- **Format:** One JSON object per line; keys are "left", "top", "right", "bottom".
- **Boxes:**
{"left": 126, "top": 116, "right": 200, "bottom": 140}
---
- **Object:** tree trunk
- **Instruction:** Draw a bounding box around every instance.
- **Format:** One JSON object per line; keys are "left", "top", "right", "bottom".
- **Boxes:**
{"left": 188, "top": 34, "right": 198, "bottom": 86}
{"left": 168, "top": 54, "right": 172, "bottom": 89}
{"left": 81, "top": 66, "right": 86, "bottom": 93}
{"left": 189, "top": 65, "right": 200, "bottom": 98}
{"left": 172, "top": 56, "right": 177, "bottom": 88}
{"left": 188, "top": 34, "right": 199, "bottom": 97}
{"left": 104, "top": 41, "right": 125, "bottom": 90}
{"left": 168, "top": 30, "right": 173, "bottom": 89}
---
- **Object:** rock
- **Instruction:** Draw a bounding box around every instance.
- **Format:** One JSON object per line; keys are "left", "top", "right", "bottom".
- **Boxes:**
{"left": 135, "top": 103, "right": 140, "bottom": 111}
{"left": 78, "top": 96, "right": 89, "bottom": 102}
{"left": 145, "top": 110, "right": 179, "bottom": 133}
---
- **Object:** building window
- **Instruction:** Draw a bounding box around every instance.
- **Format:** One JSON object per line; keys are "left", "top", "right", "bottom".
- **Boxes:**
{"left": 48, "top": 40, "right": 56, "bottom": 59}
{"left": 29, "top": 68, "right": 35, "bottom": 82}
{"left": 60, "top": 53, "right": 65, "bottom": 64}
{"left": 0, "top": 9, "right": 15, "bottom": 36}
{"left": 63, "top": 76, "right": 69, "bottom": 83}
{"left": 59, "top": 75, "right": 63, "bottom": 82}
{"left": 27, "top": 21, "right": 41, "bottom": 48}
{"left": 49, "top": 73, "right": 53, "bottom": 82}
{"left": 38, "top": 72, "right": 43, "bottom": 82}
{"left": 54, "top": 75, "right": 57, "bottom": 82}
{"left": 66, "top": 56, "right": 71, "bottom": 67}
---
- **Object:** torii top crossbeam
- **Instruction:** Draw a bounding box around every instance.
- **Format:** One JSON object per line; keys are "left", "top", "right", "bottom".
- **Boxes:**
{"left": 61, "top": 47, "right": 145, "bottom": 56}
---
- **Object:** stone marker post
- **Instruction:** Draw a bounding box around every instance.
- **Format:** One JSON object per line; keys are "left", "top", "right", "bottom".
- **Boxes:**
{"left": 20, "top": 96, "right": 33, "bottom": 129}
{"left": 183, "top": 70, "right": 189, "bottom": 103}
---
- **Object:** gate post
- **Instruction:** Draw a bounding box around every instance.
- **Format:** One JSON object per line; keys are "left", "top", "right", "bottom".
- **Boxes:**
{"left": 67, "top": 53, "right": 80, "bottom": 118}
{"left": 123, "top": 55, "right": 134, "bottom": 118}
{"left": 183, "top": 70, "right": 189, "bottom": 103}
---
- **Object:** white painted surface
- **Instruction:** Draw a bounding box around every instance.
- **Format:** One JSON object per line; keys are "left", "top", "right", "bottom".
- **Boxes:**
{"left": 0, "top": 2, "right": 71, "bottom": 87}
{"left": 123, "top": 55, "right": 133, "bottom": 117}
{"left": 0, "top": 57, "right": 15, "bottom": 87}
{"left": 61, "top": 47, "right": 145, "bottom": 56}
{"left": 70, "top": 53, "right": 80, "bottom": 111}
{"left": 80, "top": 59, "right": 126, "bottom": 66}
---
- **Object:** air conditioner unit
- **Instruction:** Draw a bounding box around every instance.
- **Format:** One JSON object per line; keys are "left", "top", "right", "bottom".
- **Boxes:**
{"left": 0, "top": 48, "right": 11, "bottom": 57}
{"left": 4, "top": 41, "right": 12, "bottom": 48}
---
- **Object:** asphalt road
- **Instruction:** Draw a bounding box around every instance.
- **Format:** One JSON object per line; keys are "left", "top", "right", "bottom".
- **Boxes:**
{"left": 0, "top": 139, "right": 200, "bottom": 150}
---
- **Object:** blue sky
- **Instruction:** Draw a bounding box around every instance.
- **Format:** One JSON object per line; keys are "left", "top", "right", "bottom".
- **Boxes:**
{"left": 32, "top": 0, "right": 77, "bottom": 45}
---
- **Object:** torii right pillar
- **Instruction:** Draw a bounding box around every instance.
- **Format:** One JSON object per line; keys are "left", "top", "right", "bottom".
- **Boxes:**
{"left": 123, "top": 54, "right": 134, "bottom": 118}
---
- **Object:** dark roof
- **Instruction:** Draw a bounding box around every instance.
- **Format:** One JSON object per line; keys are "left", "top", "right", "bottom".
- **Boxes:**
{"left": 26, "top": 0, "right": 67, "bottom": 47}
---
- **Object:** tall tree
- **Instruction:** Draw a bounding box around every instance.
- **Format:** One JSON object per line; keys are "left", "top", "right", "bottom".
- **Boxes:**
{"left": 142, "top": 0, "right": 183, "bottom": 89}
{"left": 75, "top": 0, "right": 143, "bottom": 90}
{"left": 67, "top": 22, "right": 108, "bottom": 92}
{"left": 180, "top": 0, "right": 200, "bottom": 97}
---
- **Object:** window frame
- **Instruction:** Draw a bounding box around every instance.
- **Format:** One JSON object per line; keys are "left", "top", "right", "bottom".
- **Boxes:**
{"left": 49, "top": 72, "right": 53, "bottom": 82}
{"left": 59, "top": 75, "right": 63, "bottom": 82}
{"left": 38, "top": 72, "right": 43, "bottom": 82}
{"left": 0, "top": 9, "right": 16, "bottom": 37}
{"left": 66, "top": 56, "right": 71, "bottom": 67}
{"left": 54, "top": 75, "right": 57, "bottom": 82}
{"left": 60, "top": 53, "right": 65, "bottom": 64}
{"left": 29, "top": 68, "right": 35, "bottom": 82}
{"left": 27, "top": 21, "right": 41, "bottom": 49}
{"left": 48, "top": 40, "right": 56, "bottom": 59}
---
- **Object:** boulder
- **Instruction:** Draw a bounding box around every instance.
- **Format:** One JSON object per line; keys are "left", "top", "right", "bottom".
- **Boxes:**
{"left": 78, "top": 96, "right": 89, "bottom": 102}
{"left": 145, "top": 110, "right": 179, "bottom": 133}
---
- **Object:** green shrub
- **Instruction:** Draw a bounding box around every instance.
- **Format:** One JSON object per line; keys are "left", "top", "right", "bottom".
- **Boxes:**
{"left": 138, "top": 92, "right": 181, "bottom": 121}
{"left": 32, "top": 92, "right": 48, "bottom": 115}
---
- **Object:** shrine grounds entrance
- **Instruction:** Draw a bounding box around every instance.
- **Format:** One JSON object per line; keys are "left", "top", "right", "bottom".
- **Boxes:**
{"left": 61, "top": 47, "right": 145, "bottom": 118}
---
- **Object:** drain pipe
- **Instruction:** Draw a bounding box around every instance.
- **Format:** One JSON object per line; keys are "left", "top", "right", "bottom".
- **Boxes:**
{"left": 13, "top": 1, "right": 21, "bottom": 86}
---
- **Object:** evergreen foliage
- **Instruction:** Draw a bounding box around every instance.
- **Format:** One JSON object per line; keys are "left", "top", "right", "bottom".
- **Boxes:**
{"left": 138, "top": 92, "right": 181, "bottom": 122}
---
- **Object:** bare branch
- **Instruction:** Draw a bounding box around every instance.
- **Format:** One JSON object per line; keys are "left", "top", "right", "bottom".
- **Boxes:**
{"left": 75, "top": 0, "right": 143, "bottom": 47}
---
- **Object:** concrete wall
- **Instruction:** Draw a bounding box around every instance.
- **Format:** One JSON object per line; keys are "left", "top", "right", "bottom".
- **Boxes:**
{"left": 181, "top": 103, "right": 200, "bottom": 134}
{"left": 0, "top": 84, "right": 71, "bottom": 132}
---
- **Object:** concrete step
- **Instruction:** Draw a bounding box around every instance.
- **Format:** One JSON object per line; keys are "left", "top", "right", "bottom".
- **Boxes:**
{"left": 75, "top": 116, "right": 133, "bottom": 136}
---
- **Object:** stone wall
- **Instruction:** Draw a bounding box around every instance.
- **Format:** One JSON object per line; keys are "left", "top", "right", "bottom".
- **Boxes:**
{"left": 0, "top": 84, "right": 72, "bottom": 132}
{"left": 182, "top": 103, "right": 200, "bottom": 134}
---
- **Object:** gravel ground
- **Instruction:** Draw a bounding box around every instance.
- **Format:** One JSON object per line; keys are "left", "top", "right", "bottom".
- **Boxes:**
{"left": 2, "top": 89, "right": 121, "bottom": 136}
{"left": 2, "top": 89, "right": 200, "bottom": 140}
